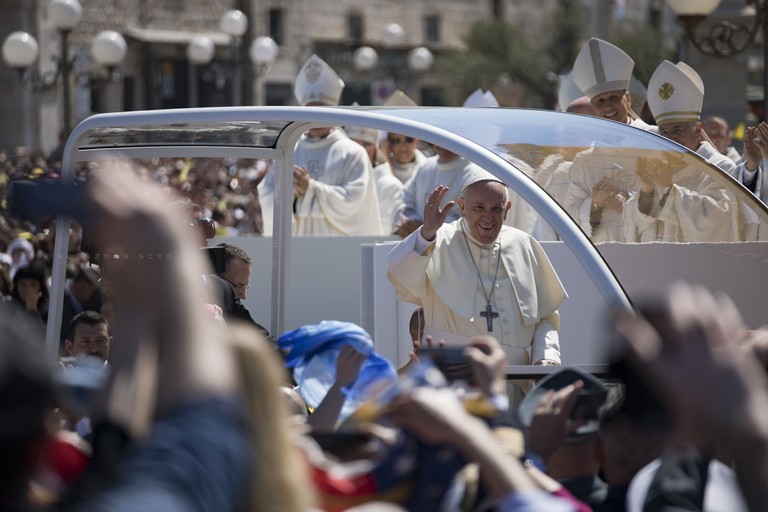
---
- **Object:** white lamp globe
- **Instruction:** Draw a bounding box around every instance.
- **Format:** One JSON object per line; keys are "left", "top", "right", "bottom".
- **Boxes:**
{"left": 2, "top": 31, "right": 39, "bottom": 69}
{"left": 408, "top": 47, "right": 434, "bottom": 72}
{"left": 91, "top": 31, "right": 127, "bottom": 67}
{"left": 48, "top": 0, "right": 83, "bottom": 31}
{"left": 249, "top": 36, "right": 278, "bottom": 65}
{"left": 187, "top": 36, "right": 215, "bottom": 65}
{"left": 382, "top": 23, "right": 405, "bottom": 47}
{"left": 353, "top": 46, "right": 378, "bottom": 71}
{"left": 220, "top": 9, "right": 248, "bottom": 38}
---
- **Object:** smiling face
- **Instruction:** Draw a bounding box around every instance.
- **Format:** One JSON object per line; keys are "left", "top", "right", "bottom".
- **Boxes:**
{"left": 458, "top": 180, "right": 511, "bottom": 245}
{"left": 591, "top": 89, "right": 632, "bottom": 123}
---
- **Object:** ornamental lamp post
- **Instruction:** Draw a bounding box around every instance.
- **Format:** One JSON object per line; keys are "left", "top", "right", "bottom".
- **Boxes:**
{"left": 220, "top": 9, "right": 248, "bottom": 106}
{"left": 186, "top": 36, "right": 215, "bottom": 107}
{"left": 187, "top": 35, "right": 216, "bottom": 67}
{"left": 352, "top": 46, "right": 379, "bottom": 72}
{"left": 249, "top": 36, "right": 279, "bottom": 106}
{"left": 665, "top": 0, "right": 768, "bottom": 119}
{"left": 407, "top": 46, "right": 435, "bottom": 73}
{"left": 1, "top": 0, "right": 82, "bottom": 132}
{"left": 352, "top": 23, "right": 434, "bottom": 103}
{"left": 43, "top": 0, "right": 80, "bottom": 132}
{"left": 90, "top": 30, "right": 128, "bottom": 78}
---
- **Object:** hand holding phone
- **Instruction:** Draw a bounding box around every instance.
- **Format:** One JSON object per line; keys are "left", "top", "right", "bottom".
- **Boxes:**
{"left": 418, "top": 347, "right": 474, "bottom": 383}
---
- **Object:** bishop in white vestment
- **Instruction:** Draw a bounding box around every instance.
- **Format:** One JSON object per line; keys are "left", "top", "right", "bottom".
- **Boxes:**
{"left": 257, "top": 54, "right": 383, "bottom": 236}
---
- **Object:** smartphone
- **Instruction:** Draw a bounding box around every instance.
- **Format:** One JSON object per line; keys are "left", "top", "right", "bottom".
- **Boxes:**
{"left": 8, "top": 180, "right": 91, "bottom": 220}
{"left": 419, "top": 347, "right": 474, "bottom": 383}
{"left": 570, "top": 388, "right": 608, "bottom": 421}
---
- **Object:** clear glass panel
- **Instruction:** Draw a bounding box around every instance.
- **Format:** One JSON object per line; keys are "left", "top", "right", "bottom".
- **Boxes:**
{"left": 378, "top": 108, "right": 768, "bottom": 243}
{"left": 74, "top": 156, "right": 268, "bottom": 236}
{"left": 77, "top": 120, "right": 288, "bottom": 149}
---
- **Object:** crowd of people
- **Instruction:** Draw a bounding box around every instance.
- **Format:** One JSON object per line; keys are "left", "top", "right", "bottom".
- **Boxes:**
{"left": 3, "top": 166, "right": 768, "bottom": 512}
{"left": 1, "top": 38, "right": 768, "bottom": 512}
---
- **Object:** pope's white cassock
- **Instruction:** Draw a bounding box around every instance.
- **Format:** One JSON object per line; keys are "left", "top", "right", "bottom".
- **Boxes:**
{"left": 387, "top": 218, "right": 567, "bottom": 365}
{"left": 401, "top": 156, "right": 480, "bottom": 224}
{"left": 259, "top": 129, "right": 384, "bottom": 236}
{"left": 623, "top": 160, "right": 739, "bottom": 242}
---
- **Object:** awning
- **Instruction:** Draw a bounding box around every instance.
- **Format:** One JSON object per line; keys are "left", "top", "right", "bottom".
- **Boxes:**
{"left": 124, "top": 26, "right": 230, "bottom": 46}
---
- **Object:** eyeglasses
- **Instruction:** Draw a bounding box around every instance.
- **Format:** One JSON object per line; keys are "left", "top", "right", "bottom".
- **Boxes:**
{"left": 223, "top": 277, "right": 249, "bottom": 291}
{"left": 387, "top": 137, "right": 415, "bottom": 145}
{"left": 659, "top": 123, "right": 695, "bottom": 139}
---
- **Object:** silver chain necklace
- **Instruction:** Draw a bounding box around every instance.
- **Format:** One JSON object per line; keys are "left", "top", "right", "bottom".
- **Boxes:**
{"left": 461, "top": 224, "right": 501, "bottom": 332}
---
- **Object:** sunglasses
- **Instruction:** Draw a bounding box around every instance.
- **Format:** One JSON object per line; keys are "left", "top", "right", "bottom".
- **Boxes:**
{"left": 387, "top": 137, "right": 415, "bottom": 145}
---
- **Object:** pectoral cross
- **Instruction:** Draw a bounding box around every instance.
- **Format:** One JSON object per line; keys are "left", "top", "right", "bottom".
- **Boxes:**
{"left": 480, "top": 303, "right": 499, "bottom": 332}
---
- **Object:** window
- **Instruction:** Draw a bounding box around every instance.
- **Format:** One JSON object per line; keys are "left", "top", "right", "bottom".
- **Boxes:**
{"left": 269, "top": 8, "right": 284, "bottom": 45}
{"left": 348, "top": 13, "right": 364, "bottom": 44}
{"left": 492, "top": 0, "right": 504, "bottom": 19}
{"left": 425, "top": 14, "right": 441, "bottom": 44}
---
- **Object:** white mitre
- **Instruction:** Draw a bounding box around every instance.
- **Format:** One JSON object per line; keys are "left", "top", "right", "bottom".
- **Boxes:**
{"left": 344, "top": 125, "right": 379, "bottom": 146}
{"left": 383, "top": 89, "right": 418, "bottom": 107}
{"left": 572, "top": 38, "right": 634, "bottom": 99}
{"left": 557, "top": 70, "right": 584, "bottom": 112}
{"left": 647, "top": 60, "right": 704, "bottom": 124}
{"left": 463, "top": 88, "right": 500, "bottom": 108}
{"left": 293, "top": 54, "right": 344, "bottom": 106}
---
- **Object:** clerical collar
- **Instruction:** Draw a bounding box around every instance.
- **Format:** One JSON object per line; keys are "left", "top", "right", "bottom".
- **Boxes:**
{"left": 307, "top": 128, "right": 334, "bottom": 140}
{"left": 460, "top": 218, "right": 499, "bottom": 250}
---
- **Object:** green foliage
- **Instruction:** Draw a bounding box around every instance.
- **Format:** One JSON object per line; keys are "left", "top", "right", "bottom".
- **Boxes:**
{"left": 438, "top": 19, "right": 553, "bottom": 107}
{"left": 438, "top": 1, "right": 588, "bottom": 108}
{"left": 436, "top": 2, "right": 675, "bottom": 108}
{"left": 607, "top": 28, "right": 676, "bottom": 85}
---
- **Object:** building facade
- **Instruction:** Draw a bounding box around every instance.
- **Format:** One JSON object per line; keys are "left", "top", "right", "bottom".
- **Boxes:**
{"left": 0, "top": 0, "right": 755, "bottom": 154}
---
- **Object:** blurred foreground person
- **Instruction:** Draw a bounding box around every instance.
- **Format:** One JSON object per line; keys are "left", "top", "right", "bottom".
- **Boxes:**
{"left": 615, "top": 283, "right": 768, "bottom": 512}
{"left": 4, "top": 163, "right": 310, "bottom": 511}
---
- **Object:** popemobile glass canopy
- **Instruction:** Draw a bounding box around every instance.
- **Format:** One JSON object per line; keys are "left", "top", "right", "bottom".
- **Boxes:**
{"left": 45, "top": 106, "right": 768, "bottom": 358}
{"left": 70, "top": 105, "right": 768, "bottom": 245}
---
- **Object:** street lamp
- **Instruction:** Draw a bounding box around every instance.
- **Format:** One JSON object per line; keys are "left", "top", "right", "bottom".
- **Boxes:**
{"left": 352, "top": 46, "right": 378, "bottom": 71}
{"left": 407, "top": 47, "right": 435, "bottom": 73}
{"left": 1, "top": 0, "right": 81, "bottom": 131}
{"left": 1, "top": 0, "right": 126, "bottom": 132}
{"left": 666, "top": 0, "right": 764, "bottom": 56}
{"left": 187, "top": 36, "right": 216, "bottom": 67}
{"left": 220, "top": 9, "right": 248, "bottom": 106}
{"left": 665, "top": 0, "right": 767, "bottom": 117}
{"left": 249, "top": 36, "right": 279, "bottom": 106}
{"left": 382, "top": 23, "right": 406, "bottom": 48}
{"left": 352, "top": 23, "right": 434, "bottom": 102}
{"left": 87, "top": 30, "right": 128, "bottom": 83}
{"left": 187, "top": 19, "right": 278, "bottom": 106}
